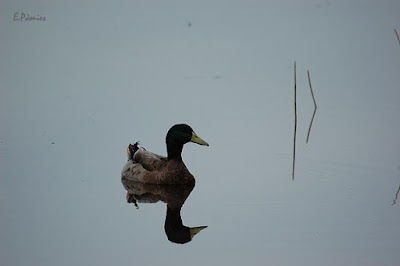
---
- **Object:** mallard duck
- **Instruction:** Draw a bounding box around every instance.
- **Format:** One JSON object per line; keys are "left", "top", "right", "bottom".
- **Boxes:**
{"left": 121, "top": 124, "right": 209, "bottom": 184}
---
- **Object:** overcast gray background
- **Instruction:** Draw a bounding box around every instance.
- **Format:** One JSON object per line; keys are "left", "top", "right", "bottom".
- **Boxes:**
{"left": 1, "top": 0, "right": 400, "bottom": 265}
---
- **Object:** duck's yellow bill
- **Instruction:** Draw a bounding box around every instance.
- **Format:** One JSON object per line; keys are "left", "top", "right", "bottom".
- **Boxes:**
{"left": 191, "top": 132, "right": 209, "bottom": 146}
{"left": 189, "top": 226, "right": 208, "bottom": 239}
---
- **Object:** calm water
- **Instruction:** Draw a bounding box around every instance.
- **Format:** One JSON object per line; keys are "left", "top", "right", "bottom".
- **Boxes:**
{"left": 1, "top": 1, "right": 400, "bottom": 265}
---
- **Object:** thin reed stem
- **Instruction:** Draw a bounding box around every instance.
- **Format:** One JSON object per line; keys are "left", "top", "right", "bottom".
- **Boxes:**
{"left": 292, "top": 61, "right": 297, "bottom": 180}
{"left": 395, "top": 29, "right": 400, "bottom": 46}
{"left": 306, "top": 70, "right": 317, "bottom": 143}
{"left": 392, "top": 183, "right": 400, "bottom": 205}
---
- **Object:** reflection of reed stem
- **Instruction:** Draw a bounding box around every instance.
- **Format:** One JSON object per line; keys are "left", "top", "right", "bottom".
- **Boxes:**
{"left": 292, "top": 61, "right": 297, "bottom": 180}
{"left": 392, "top": 183, "right": 400, "bottom": 205}
{"left": 306, "top": 70, "right": 317, "bottom": 143}
{"left": 395, "top": 29, "right": 400, "bottom": 46}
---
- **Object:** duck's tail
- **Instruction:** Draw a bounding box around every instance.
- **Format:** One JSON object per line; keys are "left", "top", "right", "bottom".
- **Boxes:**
{"left": 127, "top": 142, "right": 140, "bottom": 161}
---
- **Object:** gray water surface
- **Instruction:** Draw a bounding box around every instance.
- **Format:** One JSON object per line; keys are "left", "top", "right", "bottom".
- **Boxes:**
{"left": 1, "top": 1, "right": 400, "bottom": 265}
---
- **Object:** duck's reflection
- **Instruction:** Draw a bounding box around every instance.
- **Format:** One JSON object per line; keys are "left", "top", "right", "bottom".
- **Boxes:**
{"left": 121, "top": 178, "right": 207, "bottom": 244}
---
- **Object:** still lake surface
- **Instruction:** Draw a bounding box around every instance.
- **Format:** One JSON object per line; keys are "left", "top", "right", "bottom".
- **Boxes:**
{"left": 1, "top": 1, "right": 400, "bottom": 265}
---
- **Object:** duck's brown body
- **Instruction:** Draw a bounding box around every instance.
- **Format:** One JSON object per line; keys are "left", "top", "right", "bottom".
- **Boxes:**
{"left": 121, "top": 153, "right": 195, "bottom": 184}
{"left": 121, "top": 124, "right": 208, "bottom": 185}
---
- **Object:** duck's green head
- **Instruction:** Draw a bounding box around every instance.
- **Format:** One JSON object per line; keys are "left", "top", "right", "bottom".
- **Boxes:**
{"left": 166, "top": 124, "right": 209, "bottom": 160}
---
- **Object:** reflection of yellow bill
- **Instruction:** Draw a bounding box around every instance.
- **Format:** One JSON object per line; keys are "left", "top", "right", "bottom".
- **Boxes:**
{"left": 191, "top": 132, "right": 209, "bottom": 146}
{"left": 190, "top": 226, "right": 208, "bottom": 239}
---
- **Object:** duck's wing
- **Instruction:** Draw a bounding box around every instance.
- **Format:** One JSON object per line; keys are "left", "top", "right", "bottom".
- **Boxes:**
{"left": 122, "top": 143, "right": 168, "bottom": 184}
{"left": 126, "top": 142, "right": 167, "bottom": 171}
{"left": 133, "top": 147, "right": 168, "bottom": 171}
